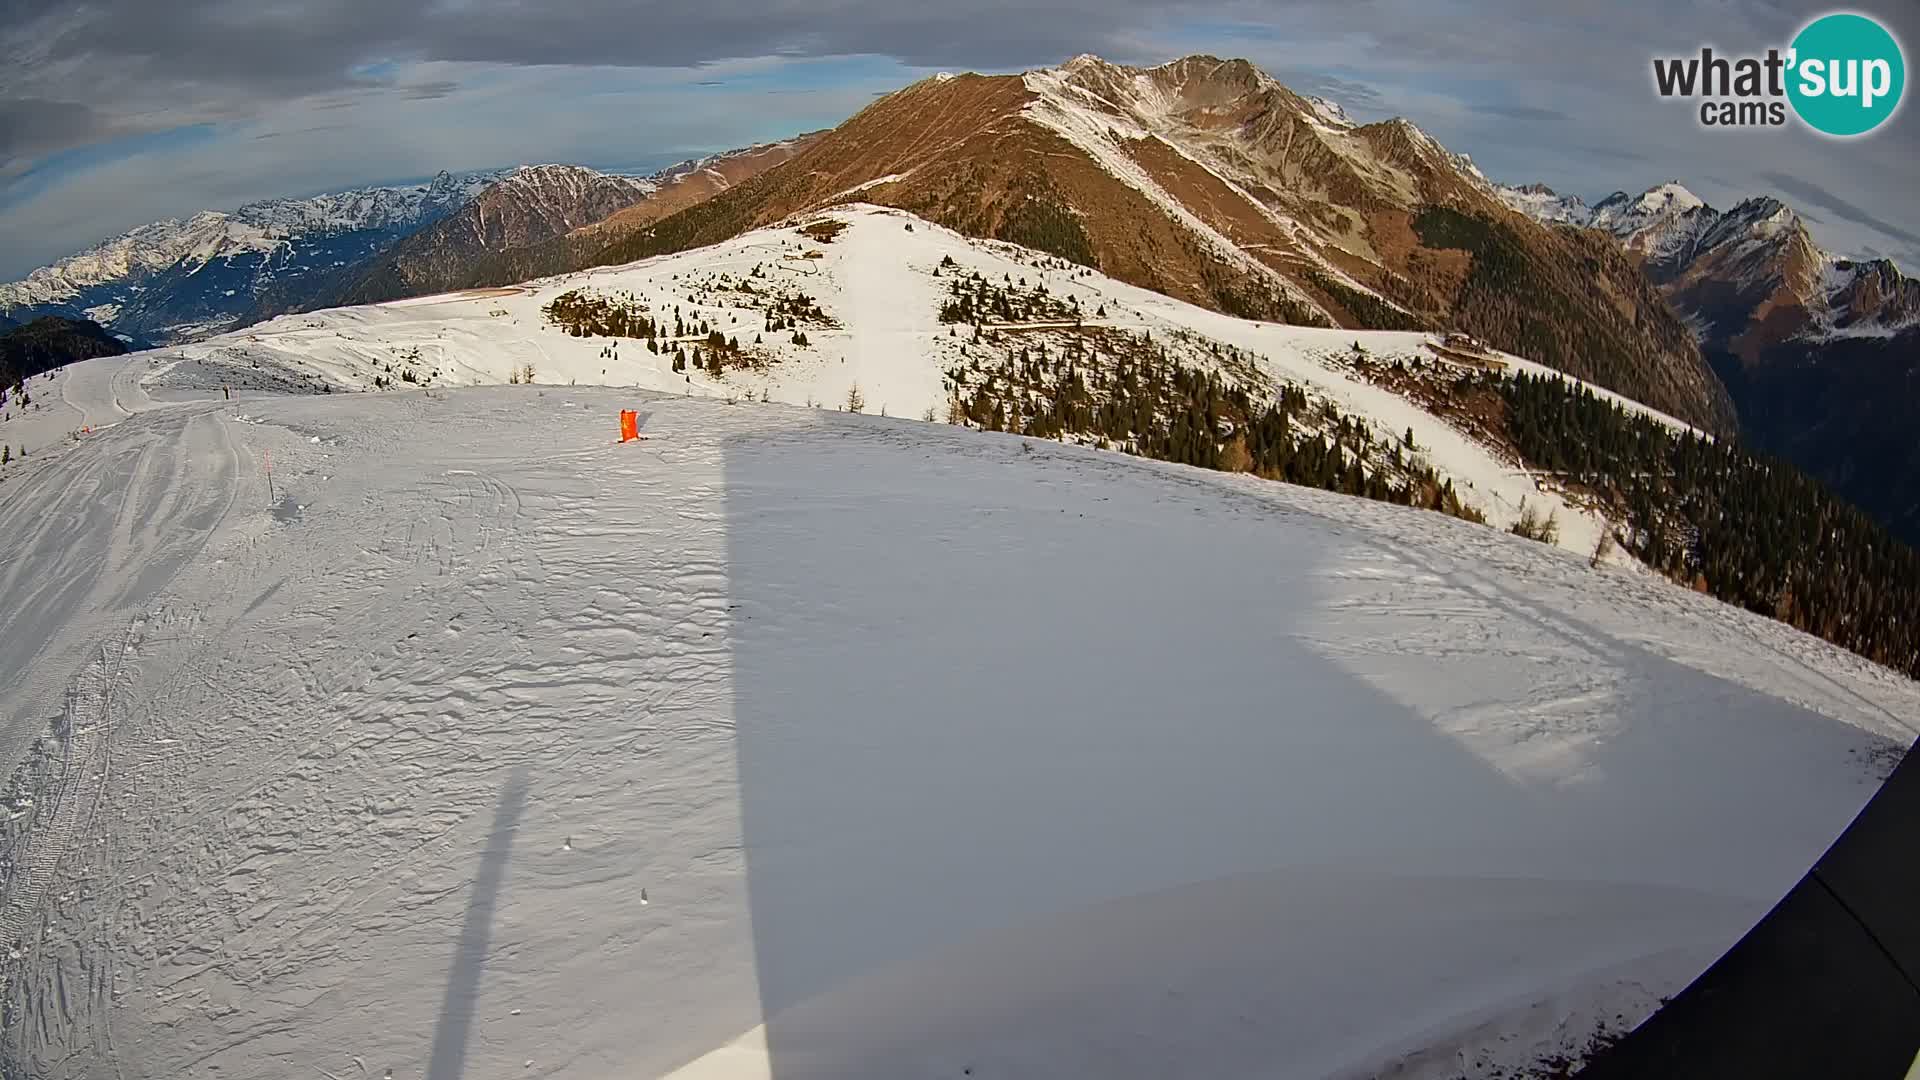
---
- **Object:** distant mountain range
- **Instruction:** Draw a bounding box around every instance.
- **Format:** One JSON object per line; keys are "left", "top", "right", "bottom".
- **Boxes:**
{"left": 1497, "top": 180, "right": 1919, "bottom": 355}
{"left": 335, "top": 136, "right": 821, "bottom": 306}
{"left": 0, "top": 171, "right": 502, "bottom": 344}
{"left": 0, "top": 148, "right": 809, "bottom": 348}
{"left": 1498, "top": 179, "right": 1920, "bottom": 545}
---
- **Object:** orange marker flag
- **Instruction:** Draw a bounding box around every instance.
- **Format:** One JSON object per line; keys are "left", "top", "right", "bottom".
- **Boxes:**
{"left": 619, "top": 410, "right": 639, "bottom": 442}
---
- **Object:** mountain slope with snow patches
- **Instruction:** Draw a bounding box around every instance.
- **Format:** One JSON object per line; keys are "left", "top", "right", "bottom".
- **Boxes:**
{"left": 0, "top": 308, "right": 1914, "bottom": 1077}
{"left": 133, "top": 205, "right": 1706, "bottom": 559}
{"left": 555, "top": 54, "right": 1731, "bottom": 435}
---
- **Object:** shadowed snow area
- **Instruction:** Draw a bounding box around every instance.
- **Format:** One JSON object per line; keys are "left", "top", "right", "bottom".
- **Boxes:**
{"left": 0, "top": 361, "right": 1914, "bottom": 1078}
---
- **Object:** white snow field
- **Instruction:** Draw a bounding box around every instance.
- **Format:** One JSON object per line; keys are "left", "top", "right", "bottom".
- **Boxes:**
{"left": 0, "top": 339, "right": 1916, "bottom": 1080}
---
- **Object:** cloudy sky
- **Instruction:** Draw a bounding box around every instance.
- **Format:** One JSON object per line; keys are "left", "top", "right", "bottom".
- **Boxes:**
{"left": 2, "top": 0, "right": 1915, "bottom": 278}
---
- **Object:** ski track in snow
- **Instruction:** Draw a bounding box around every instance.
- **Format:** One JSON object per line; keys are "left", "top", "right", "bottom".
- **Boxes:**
{"left": 0, "top": 213, "right": 1916, "bottom": 1078}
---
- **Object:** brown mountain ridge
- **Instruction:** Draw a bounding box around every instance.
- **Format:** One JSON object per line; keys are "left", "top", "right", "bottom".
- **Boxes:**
{"left": 418, "top": 54, "right": 1739, "bottom": 434}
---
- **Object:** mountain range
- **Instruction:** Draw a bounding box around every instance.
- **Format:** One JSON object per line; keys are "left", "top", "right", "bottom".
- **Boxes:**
{"left": 0, "top": 146, "right": 808, "bottom": 348}
{"left": 5, "top": 51, "right": 1916, "bottom": 541}
{"left": 1497, "top": 180, "right": 1919, "bottom": 356}
{"left": 0, "top": 170, "right": 501, "bottom": 343}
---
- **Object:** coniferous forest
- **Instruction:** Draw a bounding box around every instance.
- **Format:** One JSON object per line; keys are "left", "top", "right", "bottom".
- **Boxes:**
{"left": 1500, "top": 370, "right": 1920, "bottom": 678}
{"left": 946, "top": 330, "right": 1485, "bottom": 524}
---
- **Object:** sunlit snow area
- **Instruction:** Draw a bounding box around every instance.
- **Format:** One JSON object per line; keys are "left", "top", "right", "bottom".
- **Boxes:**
{"left": 0, "top": 208, "right": 1915, "bottom": 1080}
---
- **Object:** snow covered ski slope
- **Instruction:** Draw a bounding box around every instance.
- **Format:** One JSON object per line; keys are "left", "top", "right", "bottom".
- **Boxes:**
{"left": 0, "top": 363, "right": 1914, "bottom": 1078}
{"left": 129, "top": 204, "right": 1701, "bottom": 562}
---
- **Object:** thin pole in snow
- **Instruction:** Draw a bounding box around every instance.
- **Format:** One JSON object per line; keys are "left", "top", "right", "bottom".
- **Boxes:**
{"left": 266, "top": 448, "right": 276, "bottom": 505}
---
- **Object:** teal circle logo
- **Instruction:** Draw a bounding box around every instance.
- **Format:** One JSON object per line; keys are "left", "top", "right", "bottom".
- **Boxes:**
{"left": 1787, "top": 12, "right": 1905, "bottom": 136}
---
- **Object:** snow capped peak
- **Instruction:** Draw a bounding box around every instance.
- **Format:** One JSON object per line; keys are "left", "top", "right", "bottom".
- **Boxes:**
{"left": 1304, "top": 95, "right": 1352, "bottom": 128}
{"left": 1687, "top": 197, "right": 1815, "bottom": 278}
{"left": 1495, "top": 181, "right": 1593, "bottom": 225}
{"left": 1591, "top": 182, "right": 1709, "bottom": 220}
{"left": 1636, "top": 182, "right": 1704, "bottom": 213}
{"left": 1381, "top": 116, "right": 1446, "bottom": 156}
{"left": 1587, "top": 182, "right": 1717, "bottom": 258}
{"left": 1050, "top": 52, "right": 1280, "bottom": 106}
{"left": 226, "top": 170, "right": 502, "bottom": 236}
{"left": 500, "top": 163, "right": 653, "bottom": 187}
{"left": 1062, "top": 53, "right": 1115, "bottom": 73}
{"left": 1722, "top": 195, "right": 1795, "bottom": 229}
{"left": 481, "top": 165, "right": 658, "bottom": 214}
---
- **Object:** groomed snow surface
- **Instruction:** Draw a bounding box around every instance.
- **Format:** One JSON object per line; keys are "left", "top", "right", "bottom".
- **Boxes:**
{"left": 1, "top": 347, "right": 1917, "bottom": 1079}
